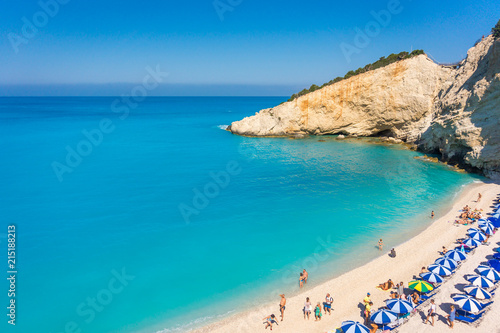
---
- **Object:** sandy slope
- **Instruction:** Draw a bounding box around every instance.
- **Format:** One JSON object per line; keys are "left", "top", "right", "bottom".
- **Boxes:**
{"left": 193, "top": 181, "right": 500, "bottom": 333}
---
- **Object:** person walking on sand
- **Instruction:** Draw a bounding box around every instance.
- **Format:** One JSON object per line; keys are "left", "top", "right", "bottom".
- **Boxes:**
{"left": 263, "top": 314, "right": 278, "bottom": 330}
{"left": 364, "top": 301, "right": 373, "bottom": 324}
{"left": 378, "top": 239, "right": 383, "bottom": 251}
{"left": 304, "top": 297, "right": 312, "bottom": 320}
{"left": 363, "top": 293, "right": 371, "bottom": 306}
{"left": 478, "top": 193, "right": 482, "bottom": 202}
{"left": 424, "top": 299, "right": 437, "bottom": 326}
{"left": 314, "top": 302, "right": 322, "bottom": 321}
{"left": 279, "top": 294, "right": 286, "bottom": 321}
{"left": 302, "top": 269, "right": 308, "bottom": 284}
{"left": 324, "top": 293, "right": 333, "bottom": 315}
{"left": 446, "top": 305, "right": 456, "bottom": 329}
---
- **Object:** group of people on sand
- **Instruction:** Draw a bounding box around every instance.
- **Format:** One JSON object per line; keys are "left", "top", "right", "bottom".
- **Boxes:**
{"left": 455, "top": 204, "right": 483, "bottom": 225}
{"left": 263, "top": 269, "right": 336, "bottom": 330}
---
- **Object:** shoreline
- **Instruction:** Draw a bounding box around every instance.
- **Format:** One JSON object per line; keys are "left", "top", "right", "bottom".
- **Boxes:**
{"left": 191, "top": 180, "right": 500, "bottom": 333}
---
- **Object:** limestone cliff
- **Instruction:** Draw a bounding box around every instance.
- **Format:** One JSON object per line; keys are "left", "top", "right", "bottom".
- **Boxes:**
{"left": 229, "top": 36, "right": 500, "bottom": 178}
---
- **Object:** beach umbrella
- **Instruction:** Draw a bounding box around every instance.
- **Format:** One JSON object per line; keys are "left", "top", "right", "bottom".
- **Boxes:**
{"left": 435, "top": 257, "right": 458, "bottom": 270}
{"left": 488, "top": 260, "right": 500, "bottom": 271}
{"left": 477, "top": 265, "right": 492, "bottom": 274}
{"left": 445, "top": 249, "right": 467, "bottom": 262}
{"left": 464, "top": 285, "right": 492, "bottom": 300}
{"left": 370, "top": 309, "right": 398, "bottom": 325}
{"left": 408, "top": 280, "right": 434, "bottom": 293}
{"left": 421, "top": 272, "right": 444, "bottom": 284}
{"left": 428, "top": 264, "right": 453, "bottom": 276}
{"left": 479, "top": 223, "right": 494, "bottom": 235}
{"left": 490, "top": 218, "right": 500, "bottom": 228}
{"left": 340, "top": 321, "right": 370, "bottom": 333}
{"left": 467, "top": 229, "right": 487, "bottom": 242}
{"left": 453, "top": 294, "right": 483, "bottom": 313}
{"left": 463, "top": 237, "right": 481, "bottom": 248}
{"left": 479, "top": 267, "right": 500, "bottom": 281}
{"left": 385, "top": 299, "right": 414, "bottom": 314}
{"left": 467, "top": 275, "right": 495, "bottom": 288}
{"left": 494, "top": 248, "right": 500, "bottom": 253}
{"left": 493, "top": 253, "right": 500, "bottom": 260}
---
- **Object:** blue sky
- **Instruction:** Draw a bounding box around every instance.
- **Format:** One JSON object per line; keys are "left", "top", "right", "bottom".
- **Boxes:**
{"left": 0, "top": 0, "right": 498, "bottom": 95}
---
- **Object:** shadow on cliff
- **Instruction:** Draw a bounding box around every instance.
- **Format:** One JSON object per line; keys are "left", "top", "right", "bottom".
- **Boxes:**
{"left": 418, "top": 39, "right": 500, "bottom": 177}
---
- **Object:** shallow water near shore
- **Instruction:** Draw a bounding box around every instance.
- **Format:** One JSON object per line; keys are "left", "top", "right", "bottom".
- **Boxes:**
{"left": 0, "top": 97, "right": 480, "bottom": 333}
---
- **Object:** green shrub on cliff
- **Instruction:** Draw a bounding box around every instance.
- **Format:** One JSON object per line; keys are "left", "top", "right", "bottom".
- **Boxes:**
{"left": 288, "top": 50, "right": 425, "bottom": 102}
{"left": 493, "top": 19, "right": 500, "bottom": 39}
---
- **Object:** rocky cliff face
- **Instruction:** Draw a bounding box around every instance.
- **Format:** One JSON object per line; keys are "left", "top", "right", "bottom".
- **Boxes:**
{"left": 229, "top": 36, "right": 500, "bottom": 178}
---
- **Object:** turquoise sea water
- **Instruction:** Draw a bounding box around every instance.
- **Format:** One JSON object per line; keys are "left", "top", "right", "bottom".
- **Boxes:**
{"left": 0, "top": 97, "right": 479, "bottom": 333}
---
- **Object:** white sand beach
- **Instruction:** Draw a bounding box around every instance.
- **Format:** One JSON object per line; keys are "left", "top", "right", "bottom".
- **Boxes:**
{"left": 194, "top": 181, "right": 500, "bottom": 333}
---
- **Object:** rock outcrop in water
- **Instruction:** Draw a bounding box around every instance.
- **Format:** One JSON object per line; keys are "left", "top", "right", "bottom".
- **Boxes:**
{"left": 229, "top": 36, "right": 500, "bottom": 179}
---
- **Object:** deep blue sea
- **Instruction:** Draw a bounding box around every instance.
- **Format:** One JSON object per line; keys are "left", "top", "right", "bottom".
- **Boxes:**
{"left": 0, "top": 97, "right": 479, "bottom": 333}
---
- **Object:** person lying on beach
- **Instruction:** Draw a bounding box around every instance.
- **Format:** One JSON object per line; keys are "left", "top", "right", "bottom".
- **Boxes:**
{"left": 420, "top": 266, "right": 429, "bottom": 274}
{"left": 369, "top": 323, "right": 378, "bottom": 333}
{"left": 377, "top": 279, "right": 394, "bottom": 290}
{"left": 314, "top": 302, "right": 322, "bottom": 321}
{"left": 279, "top": 294, "right": 286, "bottom": 321}
{"left": 263, "top": 314, "right": 278, "bottom": 330}
{"left": 390, "top": 291, "right": 399, "bottom": 299}
{"left": 441, "top": 246, "right": 448, "bottom": 255}
{"left": 411, "top": 292, "right": 420, "bottom": 305}
{"left": 324, "top": 293, "right": 333, "bottom": 315}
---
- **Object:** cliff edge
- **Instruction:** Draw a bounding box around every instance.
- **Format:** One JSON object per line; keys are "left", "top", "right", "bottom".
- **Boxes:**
{"left": 229, "top": 36, "right": 500, "bottom": 178}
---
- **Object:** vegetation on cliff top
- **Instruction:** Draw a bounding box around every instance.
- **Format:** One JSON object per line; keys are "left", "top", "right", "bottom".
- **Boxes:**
{"left": 493, "top": 19, "right": 500, "bottom": 39}
{"left": 288, "top": 50, "right": 425, "bottom": 102}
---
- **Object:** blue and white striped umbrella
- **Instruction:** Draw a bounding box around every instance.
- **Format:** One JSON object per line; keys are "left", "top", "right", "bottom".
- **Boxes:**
{"left": 467, "top": 275, "right": 495, "bottom": 288}
{"left": 464, "top": 285, "right": 492, "bottom": 300}
{"left": 489, "top": 260, "right": 500, "bottom": 271}
{"left": 491, "top": 218, "right": 500, "bottom": 228}
{"left": 479, "top": 223, "right": 494, "bottom": 235}
{"left": 467, "top": 229, "right": 487, "bottom": 242}
{"left": 340, "top": 321, "right": 370, "bottom": 333}
{"left": 421, "top": 272, "right": 444, "bottom": 284}
{"left": 477, "top": 265, "right": 492, "bottom": 274}
{"left": 479, "top": 267, "right": 500, "bottom": 281}
{"left": 463, "top": 237, "right": 481, "bottom": 248}
{"left": 445, "top": 249, "right": 467, "bottom": 262}
{"left": 370, "top": 309, "right": 398, "bottom": 324}
{"left": 385, "top": 299, "right": 414, "bottom": 314}
{"left": 428, "top": 264, "right": 453, "bottom": 276}
{"left": 453, "top": 294, "right": 483, "bottom": 313}
{"left": 435, "top": 257, "right": 458, "bottom": 270}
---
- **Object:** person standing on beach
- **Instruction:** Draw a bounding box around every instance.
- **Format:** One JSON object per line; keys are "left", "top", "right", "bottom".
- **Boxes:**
{"left": 304, "top": 297, "right": 312, "bottom": 320}
{"left": 478, "top": 193, "right": 482, "bottom": 202}
{"left": 314, "top": 302, "right": 322, "bottom": 321}
{"left": 324, "top": 293, "right": 333, "bottom": 315}
{"left": 424, "top": 299, "right": 437, "bottom": 326}
{"left": 279, "top": 294, "right": 286, "bottom": 321}
{"left": 446, "top": 305, "right": 456, "bottom": 328}
{"left": 378, "top": 239, "right": 383, "bottom": 251}
{"left": 303, "top": 269, "right": 308, "bottom": 284}
{"left": 363, "top": 293, "right": 371, "bottom": 306}
{"left": 431, "top": 211, "right": 435, "bottom": 218}
{"left": 397, "top": 282, "right": 404, "bottom": 296}
{"left": 364, "top": 301, "right": 373, "bottom": 324}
